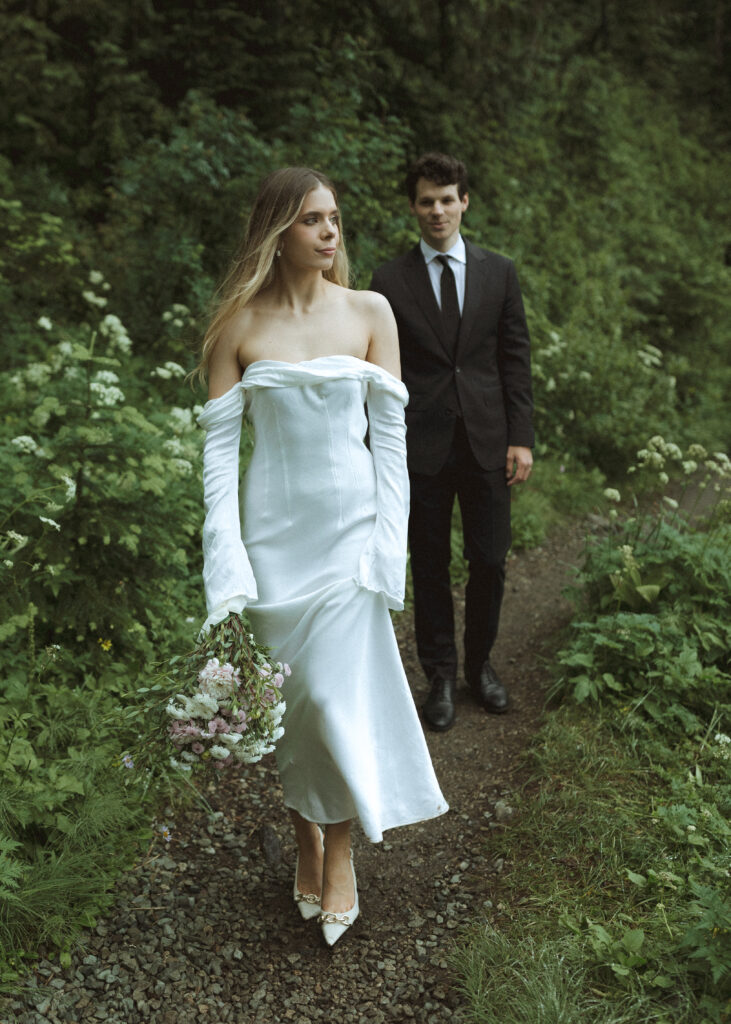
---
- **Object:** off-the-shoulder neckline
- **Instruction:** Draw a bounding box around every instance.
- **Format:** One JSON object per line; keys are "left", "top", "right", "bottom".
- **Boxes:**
{"left": 202, "top": 355, "right": 403, "bottom": 410}
{"left": 243, "top": 354, "right": 366, "bottom": 374}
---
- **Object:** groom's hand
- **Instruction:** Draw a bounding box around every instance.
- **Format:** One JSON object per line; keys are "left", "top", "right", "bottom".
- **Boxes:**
{"left": 506, "top": 445, "right": 533, "bottom": 486}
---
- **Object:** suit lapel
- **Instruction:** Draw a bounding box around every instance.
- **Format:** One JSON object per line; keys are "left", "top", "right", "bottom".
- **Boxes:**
{"left": 457, "top": 240, "right": 488, "bottom": 355}
{"left": 401, "top": 245, "right": 450, "bottom": 355}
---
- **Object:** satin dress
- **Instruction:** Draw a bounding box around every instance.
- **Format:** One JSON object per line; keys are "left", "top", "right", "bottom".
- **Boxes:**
{"left": 198, "top": 356, "right": 447, "bottom": 842}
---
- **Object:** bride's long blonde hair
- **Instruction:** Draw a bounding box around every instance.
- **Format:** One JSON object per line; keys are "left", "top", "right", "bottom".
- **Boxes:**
{"left": 194, "top": 167, "right": 350, "bottom": 382}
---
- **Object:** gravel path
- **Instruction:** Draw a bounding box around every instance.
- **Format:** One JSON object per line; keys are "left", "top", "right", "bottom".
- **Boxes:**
{"left": 5, "top": 528, "right": 583, "bottom": 1024}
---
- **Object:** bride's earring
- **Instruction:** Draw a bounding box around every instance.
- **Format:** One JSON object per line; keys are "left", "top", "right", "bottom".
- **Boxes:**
{"left": 275, "top": 247, "right": 282, "bottom": 258}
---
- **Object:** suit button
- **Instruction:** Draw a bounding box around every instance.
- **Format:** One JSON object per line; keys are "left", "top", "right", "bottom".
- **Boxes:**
{"left": 455, "top": 367, "right": 461, "bottom": 374}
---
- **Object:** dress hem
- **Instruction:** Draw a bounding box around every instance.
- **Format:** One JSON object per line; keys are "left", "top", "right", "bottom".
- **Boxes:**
{"left": 282, "top": 799, "right": 449, "bottom": 845}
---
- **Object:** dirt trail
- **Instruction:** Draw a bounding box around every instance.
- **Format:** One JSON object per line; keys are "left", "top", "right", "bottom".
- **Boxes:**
{"left": 8, "top": 524, "right": 586, "bottom": 1024}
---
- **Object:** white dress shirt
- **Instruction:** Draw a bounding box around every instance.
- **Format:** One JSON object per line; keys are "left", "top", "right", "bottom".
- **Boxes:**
{"left": 420, "top": 235, "right": 467, "bottom": 314}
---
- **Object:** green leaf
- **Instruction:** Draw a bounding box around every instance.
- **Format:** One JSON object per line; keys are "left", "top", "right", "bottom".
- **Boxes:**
{"left": 621, "top": 928, "right": 645, "bottom": 954}
{"left": 625, "top": 870, "right": 646, "bottom": 887}
{"left": 573, "top": 675, "right": 593, "bottom": 702}
{"left": 610, "top": 963, "right": 631, "bottom": 977}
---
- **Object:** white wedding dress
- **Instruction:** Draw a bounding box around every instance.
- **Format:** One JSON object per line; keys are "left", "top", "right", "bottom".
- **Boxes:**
{"left": 197, "top": 355, "right": 447, "bottom": 842}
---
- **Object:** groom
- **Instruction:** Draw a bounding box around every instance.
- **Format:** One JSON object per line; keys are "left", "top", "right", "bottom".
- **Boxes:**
{"left": 370, "top": 152, "right": 534, "bottom": 732}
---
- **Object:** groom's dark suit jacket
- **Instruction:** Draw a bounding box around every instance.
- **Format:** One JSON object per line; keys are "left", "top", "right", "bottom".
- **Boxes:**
{"left": 371, "top": 239, "right": 534, "bottom": 475}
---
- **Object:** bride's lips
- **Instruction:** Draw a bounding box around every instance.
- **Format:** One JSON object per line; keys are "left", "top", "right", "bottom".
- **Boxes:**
{"left": 318, "top": 248, "right": 336, "bottom": 256}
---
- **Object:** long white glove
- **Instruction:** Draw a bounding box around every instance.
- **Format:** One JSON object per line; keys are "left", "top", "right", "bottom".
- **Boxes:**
{"left": 197, "top": 384, "right": 258, "bottom": 632}
{"left": 355, "top": 375, "right": 410, "bottom": 611}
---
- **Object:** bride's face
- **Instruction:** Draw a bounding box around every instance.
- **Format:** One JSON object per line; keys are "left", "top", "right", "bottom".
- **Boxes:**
{"left": 281, "top": 186, "right": 340, "bottom": 270}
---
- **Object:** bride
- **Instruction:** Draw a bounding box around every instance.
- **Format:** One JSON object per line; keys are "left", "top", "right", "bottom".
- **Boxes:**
{"left": 195, "top": 167, "right": 447, "bottom": 946}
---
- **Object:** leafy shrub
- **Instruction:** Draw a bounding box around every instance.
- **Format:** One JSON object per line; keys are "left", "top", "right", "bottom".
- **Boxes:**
{"left": 544, "top": 438, "right": 731, "bottom": 1010}
{"left": 0, "top": 286, "right": 206, "bottom": 970}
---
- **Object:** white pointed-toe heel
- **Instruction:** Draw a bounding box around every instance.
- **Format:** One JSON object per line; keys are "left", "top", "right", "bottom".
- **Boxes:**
{"left": 293, "top": 827, "right": 324, "bottom": 920}
{"left": 319, "top": 853, "right": 359, "bottom": 946}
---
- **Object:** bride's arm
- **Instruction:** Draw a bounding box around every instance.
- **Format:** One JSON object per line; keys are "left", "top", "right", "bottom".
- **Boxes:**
{"left": 208, "top": 324, "right": 245, "bottom": 399}
{"left": 363, "top": 292, "right": 401, "bottom": 380}
{"left": 197, "top": 332, "right": 257, "bottom": 631}
{"left": 355, "top": 293, "right": 410, "bottom": 610}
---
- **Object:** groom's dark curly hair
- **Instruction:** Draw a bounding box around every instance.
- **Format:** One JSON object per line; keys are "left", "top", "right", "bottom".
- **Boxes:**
{"left": 405, "top": 152, "right": 469, "bottom": 202}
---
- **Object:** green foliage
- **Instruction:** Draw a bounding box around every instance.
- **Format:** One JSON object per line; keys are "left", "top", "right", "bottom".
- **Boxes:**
{"left": 556, "top": 442, "right": 731, "bottom": 737}
{"left": 454, "top": 709, "right": 731, "bottom": 1022}
{"left": 0, "top": 290, "right": 207, "bottom": 972}
{"left": 454, "top": 441, "right": 730, "bottom": 1022}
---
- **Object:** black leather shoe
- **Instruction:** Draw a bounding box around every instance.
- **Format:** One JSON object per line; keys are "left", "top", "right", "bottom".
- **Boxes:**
{"left": 470, "top": 661, "right": 509, "bottom": 714}
{"left": 422, "top": 676, "right": 456, "bottom": 732}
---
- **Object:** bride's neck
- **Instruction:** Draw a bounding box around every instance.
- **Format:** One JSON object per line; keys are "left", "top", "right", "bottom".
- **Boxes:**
{"left": 270, "top": 267, "right": 329, "bottom": 314}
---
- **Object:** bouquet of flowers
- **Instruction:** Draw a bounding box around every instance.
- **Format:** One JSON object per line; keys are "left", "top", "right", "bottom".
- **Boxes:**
{"left": 164, "top": 612, "right": 288, "bottom": 772}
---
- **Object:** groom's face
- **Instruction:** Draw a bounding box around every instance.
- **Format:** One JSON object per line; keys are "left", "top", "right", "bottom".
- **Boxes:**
{"left": 410, "top": 178, "right": 469, "bottom": 252}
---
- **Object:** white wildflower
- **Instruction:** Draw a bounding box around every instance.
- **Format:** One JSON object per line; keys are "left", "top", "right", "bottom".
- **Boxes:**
{"left": 163, "top": 361, "right": 186, "bottom": 377}
{"left": 11, "top": 435, "right": 39, "bottom": 454}
{"left": 209, "top": 745, "right": 231, "bottom": 761}
{"left": 682, "top": 460, "right": 697, "bottom": 475}
{"left": 715, "top": 733, "right": 730, "bottom": 745}
{"left": 6, "top": 531, "right": 28, "bottom": 549}
{"left": 162, "top": 311, "right": 174, "bottom": 322}
{"left": 39, "top": 516, "right": 61, "bottom": 531}
{"left": 603, "top": 488, "right": 621, "bottom": 503}
{"left": 99, "top": 314, "right": 132, "bottom": 354}
{"left": 88, "top": 270, "right": 104, "bottom": 285}
{"left": 90, "top": 382, "right": 125, "bottom": 407}
{"left": 172, "top": 318, "right": 184, "bottom": 328}
{"left": 152, "top": 367, "right": 172, "bottom": 380}
{"left": 172, "top": 303, "right": 189, "bottom": 315}
{"left": 37, "top": 316, "right": 53, "bottom": 331}
{"left": 662, "top": 496, "right": 679, "bottom": 510}
{"left": 163, "top": 439, "right": 185, "bottom": 456}
{"left": 24, "top": 363, "right": 52, "bottom": 386}
{"left": 3, "top": 559, "right": 13, "bottom": 568}
{"left": 61, "top": 475, "right": 76, "bottom": 502}
{"left": 82, "top": 290, "right": 107, "bottom": 309}
{"left": 172, "top": 458, "right": 193, "bottom": 476}
{"left": 94, "top": 370, "right": 120, "bottom": 385}
{"left": 687, "top": 444, "right": 707, "bottom": 460}
{"left": 658, "top": 471, "right": 669, "bottom": 485}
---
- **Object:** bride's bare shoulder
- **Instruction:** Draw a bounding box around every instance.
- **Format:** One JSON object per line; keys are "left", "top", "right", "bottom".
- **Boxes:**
{"left": 343, "top": 287, "right": 393, "bottom": 320}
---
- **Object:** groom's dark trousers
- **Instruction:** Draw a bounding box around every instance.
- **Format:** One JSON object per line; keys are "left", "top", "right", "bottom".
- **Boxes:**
{"left": 371, "top": 240, "right": 534, "bottom": 685}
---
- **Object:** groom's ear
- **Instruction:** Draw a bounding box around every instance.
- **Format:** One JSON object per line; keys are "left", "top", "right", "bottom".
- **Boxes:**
{"left": 461, "top": 192, "right": 470, "bottom": 213}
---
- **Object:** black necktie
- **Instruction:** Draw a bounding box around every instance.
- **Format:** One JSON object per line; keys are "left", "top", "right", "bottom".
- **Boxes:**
{"left": 437, "top": 255, "right": 460, "bottom": 347}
